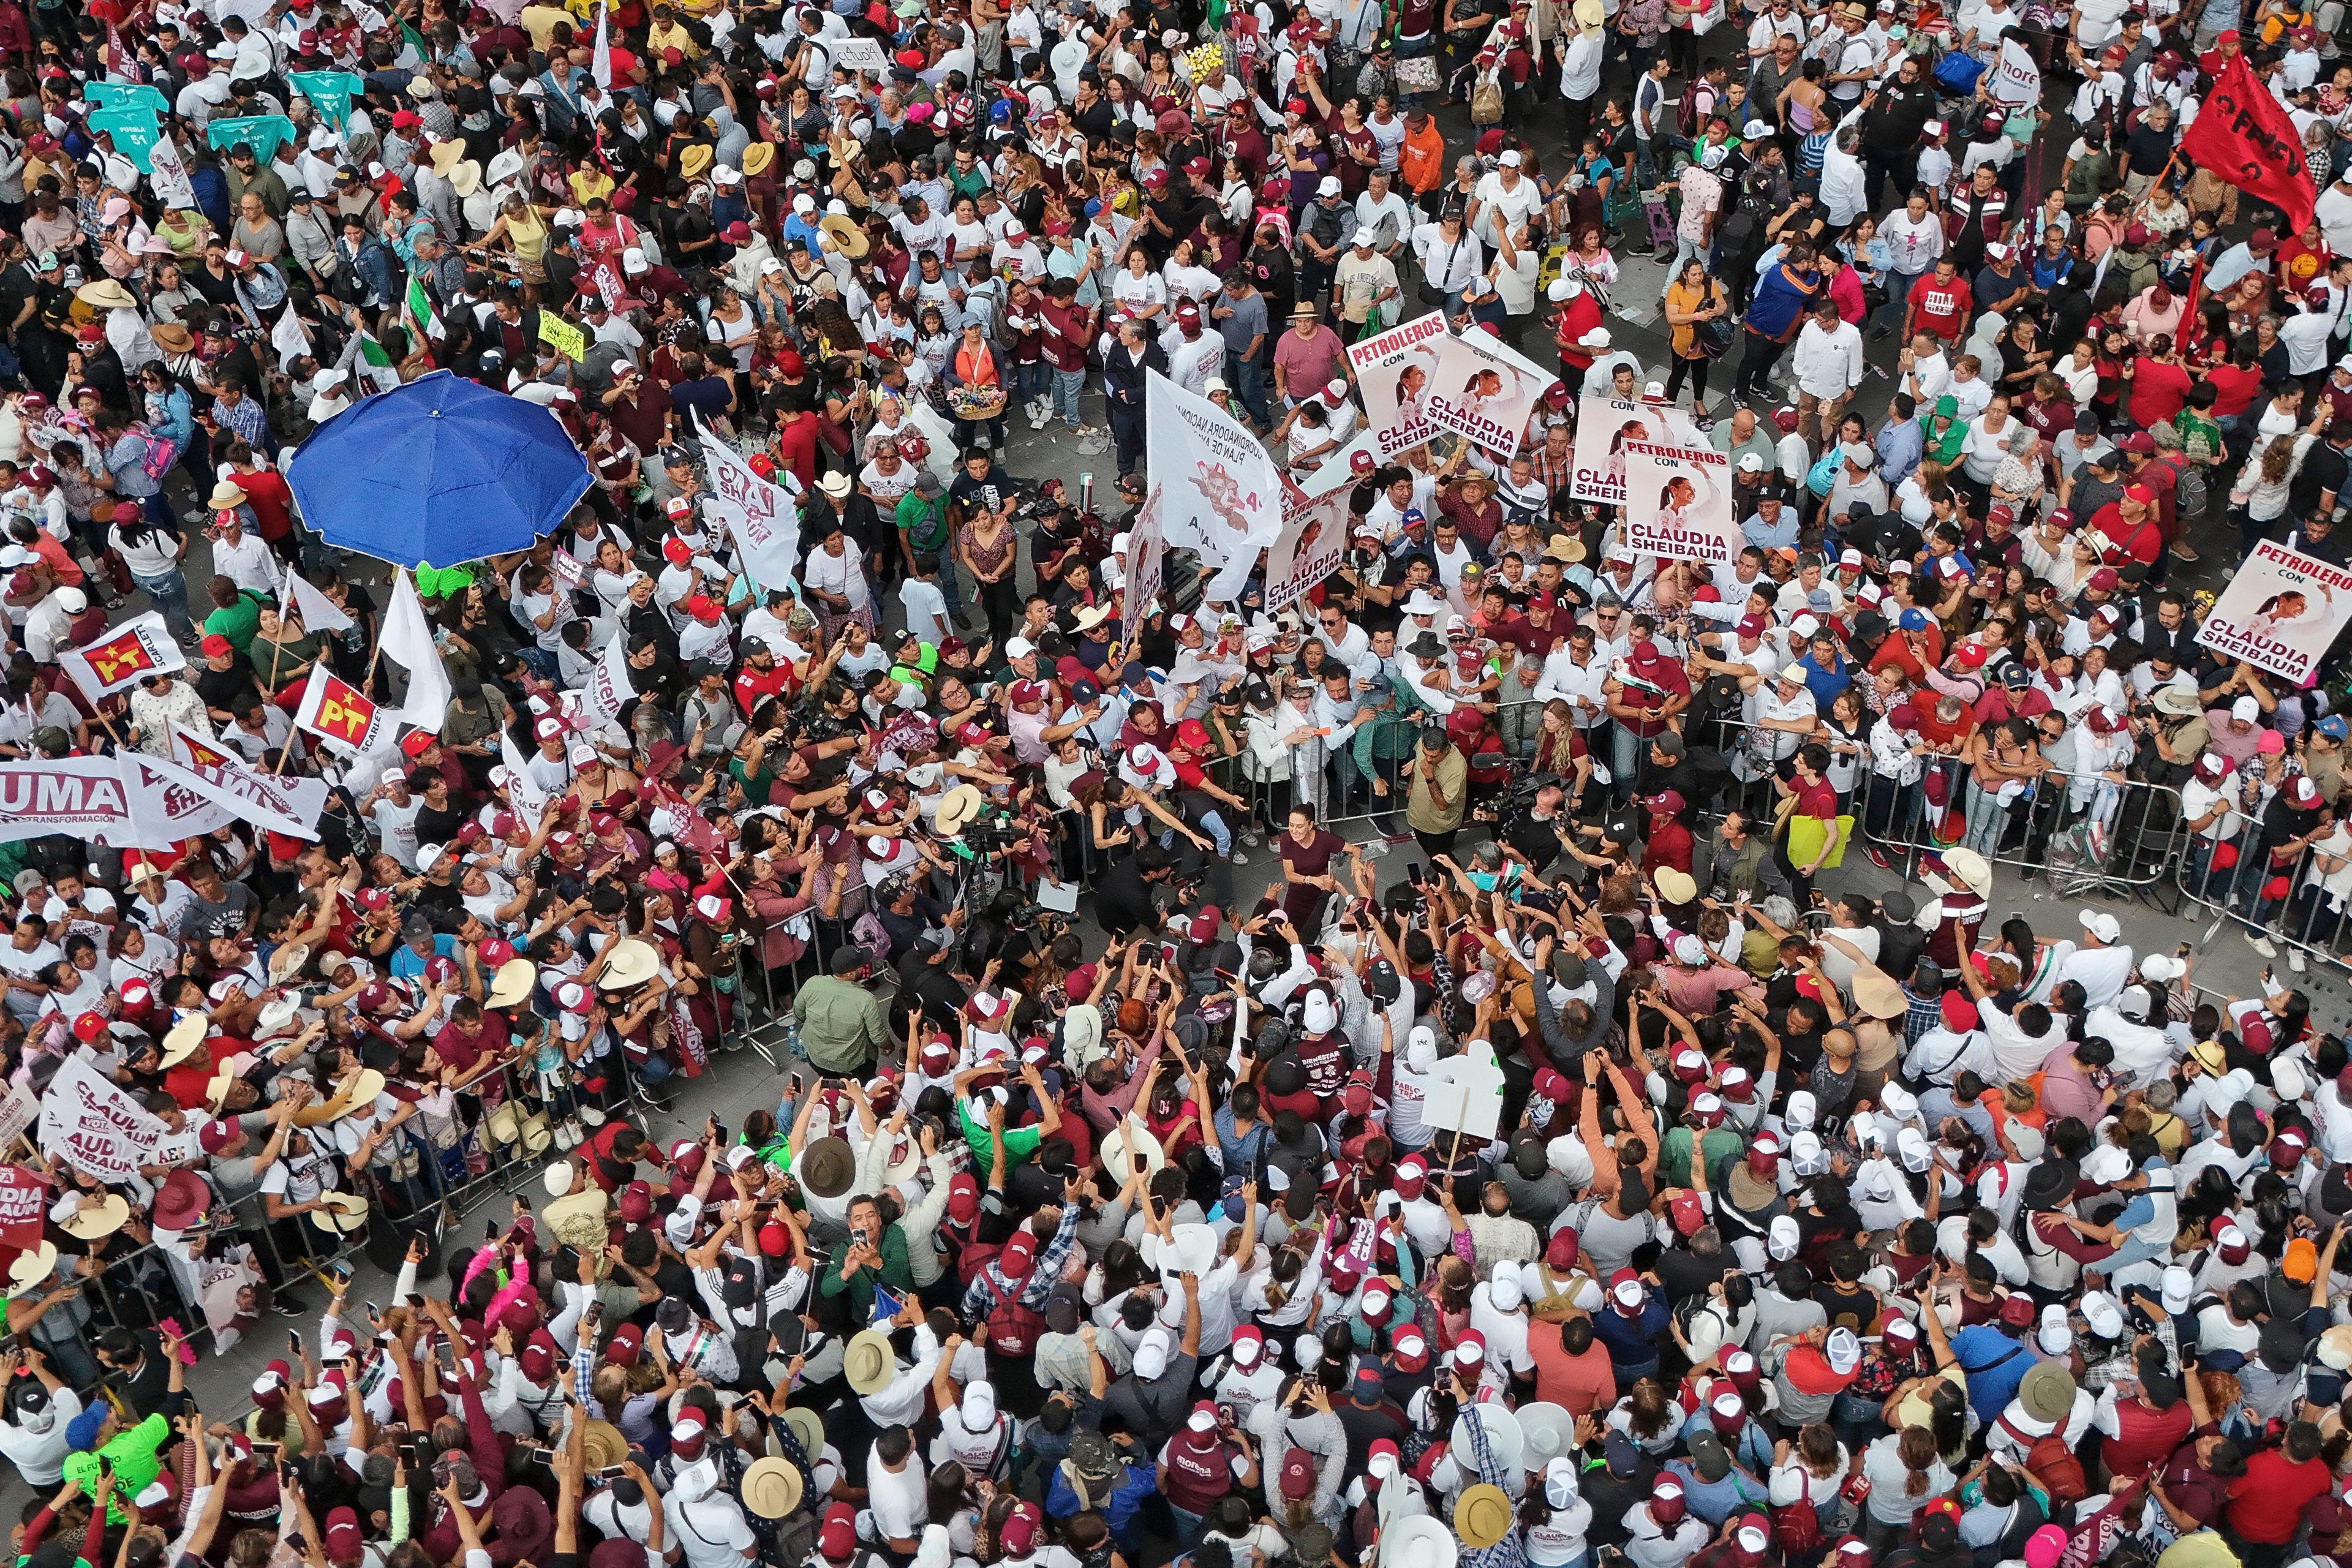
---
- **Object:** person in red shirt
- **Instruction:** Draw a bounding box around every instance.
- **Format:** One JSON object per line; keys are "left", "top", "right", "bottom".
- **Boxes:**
{"left": 2206, "top": 351, "right": 2266, "bottom": 424}
{"left": 1906, "top": 256, "right": 1970, "bottom": 344}
{"left": 1639, "top": 788, "right": 1695, "bottom": 875}
{"left": 2124, "top": 341, "right": 2193, "bottom": 430}
{"left": 1552, "top": 275, "right": 1604, "bottom": 386}
{"left": 2226, "top": 1420, "right": 2334, "bottom": 1553}
{"left": 2085, "top": 488, "right": 2165, "bottom": 567}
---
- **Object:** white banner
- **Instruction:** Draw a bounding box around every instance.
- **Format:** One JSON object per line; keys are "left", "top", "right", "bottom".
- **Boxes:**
{"left": 167, "top": 729, "right": 330, "bottom": 841}
{"left": 56, "top": 612, "right": 187, "bottom": 701}
{"left": 281, "top": 564, "right": 355, "bottom": 634}
{"left": 699, "top": 419, "right": 802, "bottom": 592}
{"left": 119, "top": 750, "right": 234, "bottom": 843}
{"left": 1989, "top": 35, "right": 2041, "bottom": 105}
{"left": 502, "top": 731, "right": 550, "bottom": 820}
{"left": 39, "top": 1054, "right": 166, "bottom": 1180}
{"left": 591, "top": 0, "right": 613, "bottom": 88}
{"left": 2199, "top": 541, "right": 2352, "bottom": 688}
{"left": 1346, "top": 312, "right": 1449, "bottom": 460}
{"left": 1265, "top": 491, "right": 1348, "bottom": 615}
{"left": 0, "top": 1085, "right": 37, "bottom": 1150}
{"left": 1424, "top": 328, "right": 1558, "bottom": 459}
{"left": 1570, "top": 394, "right": 1713, "bottom": 505}
{"left": 381, "top": 570, "right": 453, "bottom": 733}
{"left": 1621, "top": 441, "right": 1739, "bottom": 563}
{"left": 1145, "top": 369, "right": 1282, "bottom": 603}
{"left": 0, "top": 758, "right": 134, "bottom": 843}
{"left": 1122, "top": 485, "right": 1166, "bottom": 641}
{"left": 578, "top": 632, "right": 634, "bottom": 725}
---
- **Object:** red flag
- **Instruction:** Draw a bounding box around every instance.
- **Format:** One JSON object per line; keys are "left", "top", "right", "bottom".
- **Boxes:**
{"left": 0, "top": 1166, "right": 48, "bottom": 1255}
{"left": 2182, "top": 54, "right": 2318, "bottom": 235}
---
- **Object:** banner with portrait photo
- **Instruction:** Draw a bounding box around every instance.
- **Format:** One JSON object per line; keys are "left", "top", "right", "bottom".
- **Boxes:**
{"left": 2198, "top": 541, "right": 2352, "bottom": 688}
{"left": 1347, "top": 312, "right": 1449, "bottom": 461}
{"left": 1145, "top": 369, "right": 1282, "bottom": 603}
{"left": 1620, "top": 442, "right": 1738, "bottom": 564}
{"left": 1122, "top": 485, "right": 1166, "bottom": 641}
{"left": 1265, "top": 491, "right": 1349, "bottom": 615}
{"left": 1423, "top": 328, "right": 1559, "bottom": 459}
{"left": 1570, "top": 394, "right": 1711, "bottom": 506}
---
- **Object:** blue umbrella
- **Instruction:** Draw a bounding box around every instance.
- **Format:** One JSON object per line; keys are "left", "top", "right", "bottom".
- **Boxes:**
{"left": 287, "top": 370, "right": 594, "bottom": 570}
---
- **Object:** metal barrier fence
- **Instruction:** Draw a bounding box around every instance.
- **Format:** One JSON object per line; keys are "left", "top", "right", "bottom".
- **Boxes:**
{"left": 2172, "top": 808, "right": 2352, "bottom": 976}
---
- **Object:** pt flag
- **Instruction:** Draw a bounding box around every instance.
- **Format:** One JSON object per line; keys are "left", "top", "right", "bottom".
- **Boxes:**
{"left": 57, "top": 612, "right": 185, "bottom": 700}
{"left": 293, "top": 667, "right": 394, "bottom": 755}
{"left": 2184, "top": 54, "right": 2318, "bottom": 233}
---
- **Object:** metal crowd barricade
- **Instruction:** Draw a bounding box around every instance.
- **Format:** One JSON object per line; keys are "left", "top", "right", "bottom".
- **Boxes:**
{"left": 2173, "top": 821, "right": 2352, "bottom": 979}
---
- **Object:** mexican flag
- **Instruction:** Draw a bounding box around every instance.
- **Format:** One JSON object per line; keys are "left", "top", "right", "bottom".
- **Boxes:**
{"left": 401, "top": 274, "right": 442, "bottom": 365}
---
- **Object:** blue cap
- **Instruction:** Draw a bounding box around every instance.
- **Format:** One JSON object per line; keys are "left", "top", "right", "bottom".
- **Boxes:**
{"left": 2321, "top": 715, "right": 2350, "bottom": 741}
{"left": 1898, "top": 608, "right": 1931, "bottom": 631}
{"left": 1402, "top": 507, "right": 1426, "bottom": 525}
{"left": 2002, "top": 665, "right": 2031, "bottom": 690}
{"left": 1119, "top": 660, "right": 1150, "bottom": 687}
{"left": 1084, "top": 197, "right": 1102, "bottom": 219}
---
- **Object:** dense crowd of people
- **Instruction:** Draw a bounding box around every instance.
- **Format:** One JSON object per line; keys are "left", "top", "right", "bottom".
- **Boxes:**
{"left": 5, "top": 4, "right": 2352, "bottom": 1568}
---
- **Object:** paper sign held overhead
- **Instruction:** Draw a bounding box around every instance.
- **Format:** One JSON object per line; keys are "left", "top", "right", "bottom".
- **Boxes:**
{"left": 1421, "top": 1039, "right": 1507, "bottom": 1140}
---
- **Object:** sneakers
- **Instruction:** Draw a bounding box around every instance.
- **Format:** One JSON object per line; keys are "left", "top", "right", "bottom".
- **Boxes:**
{"left": 1864, "top": 845, "right": 1891, "bottom": 870}
{"left": 1229, "top": 849, "right": 1249, "bottom": 865}
{"left": 2291, "top": 948, "right": 2310, "bottom": 973}
{"left": 274, "top": 1292, "right": 311, "bottom": 1316}
{"left": 2246, "top": 931, "right": 2279, "bottom": 957}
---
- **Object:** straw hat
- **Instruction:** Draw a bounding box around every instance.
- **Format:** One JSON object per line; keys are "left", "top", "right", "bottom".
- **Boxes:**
{"left": 741, "top": 143, "right": 774, "bottom": 177}
{"left": 2018, "top": 1361, "right": 2077, "bottom": 1422}
{"left": 310, "top": 1191, "right": 370, "bottom": 1234}
{"left": 1382, "top": 1515, "right": 1457, "bottom": 1568}
{"left": 1850, "top": 965, "right": 1907, "bottom": 1020}
{"left": 61, "top": 1193, "right": 129, "bottom": 1240}
{"left": 935, "top": 785, "right": 986, "bottom": 837}
{"left": 159, "top": 1013, "right": 209, "bottom": 1068}
{"left": 1454, "top": 1485, "right": 1513, "bottom": 1549}
{"left": 1653, "top": 867, "right": 1697, "bottom": 905}
{"left": 76, "top": 279, "right": 137, "bottom": 311}
{"left": 782, "top": 1405, "right": 825, "bottom": 1458}
{"left": 819, "top": 213, "right": 870, "bottom": 259}
{"left": 1942, "top": 847, "right": 1992, "bottom": 899}
{"left": 844, "top": 1329, "right": 896, "bottom": 1393}
{"left": 448, "top": 159, "right": 482, "bottom": 197}
{"left": 679, "top": 145, "right": 714, "bottom": 180}
{"left": 741, "top": 1457, "right": 804, "bottom": 1519}
{"left": 149, "top": 322, "right": 193, "bottom": 355}
{"left": 207, "top": 480, "right": 249, "bottom": 510}
{"left": 600, "top": 938, "right": 662, "bottom": 989}
{"left": 267, "top": 941, "right": 312, "bottom": 984}
{"left": 331, "top": 1068, "right": 388, "bottom": 1118}
{"left": 799, "top": 1134, "right": 855, "bottom": 1199}
{"left": 488, "top": 958, "right": 538, "bottom": 1008}
{"left": 5, "top": 1242, "right": 56, "bottom": 1298}
{"left": 255, "top": 997, "right": 303, "bottom": 1038}
{"left": 581, "top": 1419, "right": 629, "bottom": 1472}
{"left": 428, "top": 138, "right": 467, "bottom": 174}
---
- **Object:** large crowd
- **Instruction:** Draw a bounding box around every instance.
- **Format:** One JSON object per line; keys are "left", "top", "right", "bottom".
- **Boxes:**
{"left": 1, "top": 3, "right": 2352, "bottom": 1568}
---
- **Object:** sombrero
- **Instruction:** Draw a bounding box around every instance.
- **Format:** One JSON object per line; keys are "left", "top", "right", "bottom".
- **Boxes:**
{"left": 331, "top": 1068, "right": 387, "bottom": 1118}
{"left": 742, "top": 1456, "right": 803, "bottom": 1518}
{"left": 934, "top": 785, "right": 985, "bottom": 837}
{"left": 601, "top": 938, "right": 662, "bottom": 989}
{"left": 819, "top": 213, "right": 870, "bottom": 259}
{"left": 488, "top": 958, "right": 538, "bottom": 1008}
{"left": 61, "top": 1193, "right": 129, "bottom": 1240}
{"left": 6, "top": 1242, "right": 56, "bottom": 1298}
{"left": 1454, "top": 1485, "right": 1513, "bottom": 1549}
{"left": 1513, "top": 1400, "right": 1577, "bottom": 1463}
{"left": 1850, "top": 965, "right": 1907, "bottom": 1020}
{"left": 1452, "top": 1403, "right": 1524, "bottom": 1473}
{"left": 1382, "top": 1515, "right": 1457, "bottom": 1568}
{"left": 1653, "top": 867, "right": 1697, "bottom": 905}
{"left": 309, "top": 1191, "right": 370, "bottom": 1234}
{"left": 741, "top": 143, "right": 774, "bottom": 177}
{"left": 581, "top": 1419, "right": 629, "bottom": 1471}
{"left": 159, "top": 1013, "right": 209, "bottom": 1069}
{"left": 845, "top": 1329, "right": 896, "bottom": 1393}
{"left": 1100, "top": 1114, "right": 1167, "bottom": 1177}
{"left": 782, "top": 1404, "right": 825, "bottom": 1458}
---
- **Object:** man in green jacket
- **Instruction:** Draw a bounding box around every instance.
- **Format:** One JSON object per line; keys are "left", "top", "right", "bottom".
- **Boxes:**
{"left": 793, "top": 948, "right": 891, "bottom": 1074}
{"left": 818, "top": 1193, "right": 915, "bottom": 1324}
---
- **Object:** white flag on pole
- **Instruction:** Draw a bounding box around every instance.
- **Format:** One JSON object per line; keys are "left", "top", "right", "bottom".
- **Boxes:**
{"left": 280, "top": 564, "right": 355, "bottom": 633}
{"left": 502, "top": 730, "right": 549, "bottom": 820}
{"left": 592, "top": 0, "right": 614, "bottom": 88}
{"left": 380, "top": 570, "right": 454, "bottom": 734}
{"left": 578, "top": 631, "right": 635, "bottom": 726}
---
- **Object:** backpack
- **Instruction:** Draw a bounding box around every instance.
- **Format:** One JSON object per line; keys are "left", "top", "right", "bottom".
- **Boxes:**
{"left": 1769, "top": 1499, "right": 1821, "bottom": 1555}
{"left": 132, "top": 424, "right": 178, "bottom": 482}
{"left": 1996, "top": 1415, "right": 2088, "bottom": 1504}
{"left": 984, "top": 1290, "right": 1047, "bottom": 1356}
{"left": 1470, "top": 73, "right": 1504, "bottom": 124}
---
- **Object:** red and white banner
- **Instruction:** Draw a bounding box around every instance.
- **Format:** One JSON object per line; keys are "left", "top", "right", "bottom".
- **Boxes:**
{"left": 0, "top": 758, "right": 135, "bottom": 844}
{"left": 1121, "top": 484, "right": 1166, "bottom": 642}
{"left": 293, "top": 666, "right": 394, "bottom": 755}
{"left": 698, "top": 417, "right": 801, "bottom": 592}
{"left": 1265, "top": 490, "right": 1348, "bottom": 615}
{"left": 162, "top": 730, "right": 329, "bottom": 841}
{"left": 38, "top": 1054, "right": 165, "bottom": 1180}
{"left": 1570, "top": 394, "right": 1712, "bottom": 506}
{"left": 1347, "top": 312, "right": 1449, "bottom": 460}
{"left": 118, "top": 750, "right": 234, "bottom": 843}
{"left": 578, "top": 633, "right": 634, "bottom": 726}
{"left": 57, "top": 612, "right": 185, "bottom": 701}
{"left": 2199, "top": 540, "right": 2352, "bottom": 688}
{"left": 0, "top": 1166, "right": 48, "bottom": 1254}
{"left": 1621, "top": 440, "right": 1739, "bottom": 563}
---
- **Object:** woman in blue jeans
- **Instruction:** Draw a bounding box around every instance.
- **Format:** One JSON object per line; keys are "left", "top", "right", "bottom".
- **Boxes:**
{"left": 105, "top": 508, "right": 196, "bottom": 643}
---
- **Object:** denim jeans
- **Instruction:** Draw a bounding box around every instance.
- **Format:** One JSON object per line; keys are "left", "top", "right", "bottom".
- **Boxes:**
{"left": 134, "top": 566, "right": 196, "bottom": 642}
{"left": 1015, "top": 359, "right": 1052, "bottom": 406}
{"left": 1052, "top": 366, "right": 1085, "bottom": 426}
{"left": 1232, "top": 357, "right": 1272, "bottom": 428}
{"left": 1876, "top": 272, "right": 1923, "bottom": 334}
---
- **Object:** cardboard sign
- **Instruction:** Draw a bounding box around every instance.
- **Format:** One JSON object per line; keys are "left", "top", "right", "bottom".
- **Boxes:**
{"left": 2198, "top": 540, "right": 2352, "bottom": 688}
{"left": 1621, "top": 440, "right": 1738, "bottom": 563}
{"left": 39, "top": 1054, "right": 165, "bottom": 1180}
{"left": 1264, "top": 492, "right": 1346, "bottom": 614}
{"left": 831, "top": 36, "right": 888, "bottom": 72}
{"left": 539, "top": 312, "right": 586, "bottom": 362}
{"left": 1348, "top": 312, "right": 1449, "bottom": 460}
{"left": 1422, "top": 1039, "right": 1507, "bottom": 1140}
{"left": 1570, "top": 394, "right": 1711, "bottom": 506}
{"left": 0, "top": 1085, "right": 39, "bottom": 1150}
{"left": 58, "top": 611, "right": 185, "bottom": 700}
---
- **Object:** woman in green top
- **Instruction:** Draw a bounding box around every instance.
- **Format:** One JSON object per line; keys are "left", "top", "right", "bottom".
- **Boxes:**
{"left": 202, "top": 578, "right": 269, "bottom": 655}
{"left": 246, "top": 606, "right": 323, "bottom": 698}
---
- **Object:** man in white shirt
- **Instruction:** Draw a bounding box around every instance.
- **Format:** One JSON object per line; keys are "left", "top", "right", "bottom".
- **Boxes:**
{"left": 1789, "top": 296, "right": 1864, "bottom": 443}
{"left": 1468, "top": 151, "right": 1542, "bottom": 252}
{"left": 2054, "top": 909, "right": 2135, "bottom": 1010}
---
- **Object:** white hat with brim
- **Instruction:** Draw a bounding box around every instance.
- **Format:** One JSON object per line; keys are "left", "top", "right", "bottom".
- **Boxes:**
{"left": 1383, "top": 1516, "right": 1457, "bottom": 1568}
{"left": 61, "top": 1194, "right": 129, "bottom": 1240}
{"left": 1101, "top": 1114, "right": 1167, "bottom": 1178}
{"left": 5, "top": 1242, "right": 56, "bottom": 1298}
{"left": 309, "top": 1191, "right": 370, "bottom": 1234}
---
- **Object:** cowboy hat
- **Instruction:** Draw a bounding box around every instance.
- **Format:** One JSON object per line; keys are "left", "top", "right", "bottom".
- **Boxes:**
{"left": 1164, "top": 1222, "right": 1219, "bottom": 1278}
{"left": 600, "top": 938, "right": 661, "bottom": 989}
{"left": 741, "top": 1457, "right": 802, "bottom": 1518}
{"left": 2189, "top": 1038, "right": 2229, "bottom": 1074}
{"left": 935, "top": 785, "right": 986, "bottom": 837}
{"left": 579, "top": 1420, "right": 629, "bottom": 1472}
{"left": 61, "top": 1193, "right": 129, "bottom": 1240}
{"left": 1100, "top": 1114, "right": 1167, "bottom": 1178}
{"left": 5, "top": 1242, "right": 56, "bottom": 1298}
{"left": 1070, "top": 601, "right": 1114, "bottom": 633}
{"left": 267, "top": 941, "right": 312, "bottom": 985}
{"left": 149, "top": 322, "right": 193, "bottom": 355}
{"left": 1850, "top": 965, "right": 1907, "bottom": 1020}
{"left": 330, "top": 1068, "right": 387, "bottom": 1118}
{"left": 1382, "top": 1515, "right": 1457, "bottom": 1568}
{"left": 159, "top": 1013, "right": 209, "bottom": 1069}
{"left": 75, "top": 279, "right": 137, "bottom": 311}
{"left": 844, "top": 1329, "right": 896, "bottom": 1394}
{"left": 428, "top": 138, "right": 467, "bottom": 174}
{"left": 207, "top": 480, "right": 249, "bottom": 510}
{"left": 448, "top": 159, "right": 483, "bottom": 197}
{"left": 488, "top": 957, "right": 538, "bottom": 1009}
{"left": 1653, "top": 867, "right": 1697, "bottom": 905}
{"left": 799, "top": 1134, "right": 856, "bottom": 1199}
{"left": 1942, "top": 847, "right": 1992, "bottom": 898}
{"left": 679, "top": 145, "right": 715, "bottom": 181}
{"left": 741, "top": 143, "right": 775, "bottom": 177}
{"left": 1452, "top": 1406, "right": 1523, "bottom": 1474}
{"left": 310, "top": 1191, "right": 371, "bottom": 1234}
{"left": 782, "top": 1404, "right": 825, "bottom": 1459}
{"left": 1513, "top": 1401, "right": 1577, "bottom": 1463}
{"left": 1454, "top": 1485, "right": 1514, "bottom": 1550}
{"left": 254, "top": 996, "right": 304, "bottom": 1039}
{"left": 819, "top": 213, "right": 870, "bottom": 259}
